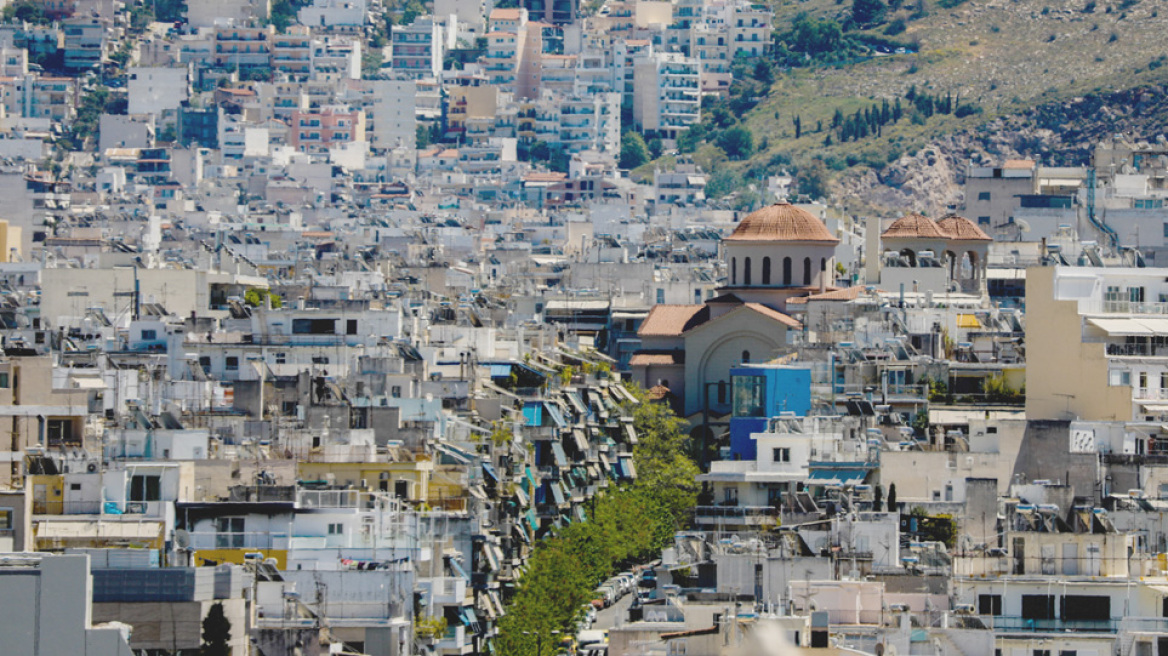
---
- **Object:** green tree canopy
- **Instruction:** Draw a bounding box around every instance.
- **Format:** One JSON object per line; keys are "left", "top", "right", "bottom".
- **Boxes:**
{"left": 717, "top": 126, "right": 755, "bottom": 161}
{"left": 619, "top": 132, "right": 651, "bottom": 169}
{"left": 852, "top": 0, "right": 887, "bottom": 26}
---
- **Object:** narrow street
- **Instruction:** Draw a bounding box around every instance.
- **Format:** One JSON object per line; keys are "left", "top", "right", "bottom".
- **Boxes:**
{"left": 592, "top": 590, "right": 634, "bottom": 632}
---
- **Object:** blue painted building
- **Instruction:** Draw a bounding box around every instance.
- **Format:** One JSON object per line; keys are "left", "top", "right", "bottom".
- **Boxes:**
{"left": 728, "top": 364, "right": 812, "bottom": 460}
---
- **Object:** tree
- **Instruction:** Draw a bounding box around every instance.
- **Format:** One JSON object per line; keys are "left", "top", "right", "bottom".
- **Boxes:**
{"left": 793, "top": 115, "right": 802, "bottom": 139}
{"left": 796, "top": 159, "right": 829, "bottom": 199}
{"left": 852, "top": 0, "right": 887, "bottom": 26}
{"left": 416, "top": 124, "right": 432, "bottom": 148}
{"left": 619, "top": 132, "right": 650, "bottom": 169}
{"left": 705, "top": 169, "right": 742, "bottom": 200}
{"left": 716, "top": 127, "right": 754, "bottom": 161}
{"left": 873, "top": 484, "right": 884, "bottom": 511}
{"left": 201, "top": 602, "right": 232, "bottom": 656}
{"left": 887, "top": 483, "right": 897, "bottom": 512}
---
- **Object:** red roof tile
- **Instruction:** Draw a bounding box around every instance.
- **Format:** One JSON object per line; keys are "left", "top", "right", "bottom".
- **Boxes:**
{"left": 881, "top": 212, "right": 949, "bottom": 239}
{"left": 936, "top": 214, "right": 992, "bottom": 241}
{"left": 638, "top": 305, "right": 707, "bottom": 337}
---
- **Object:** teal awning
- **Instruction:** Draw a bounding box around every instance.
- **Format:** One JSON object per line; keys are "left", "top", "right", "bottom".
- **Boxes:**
{"left": 550, "top": 442, "right": 568, "bottom": 467}
{"left": 550, "top": 481, "right": 566, "bottom": 505}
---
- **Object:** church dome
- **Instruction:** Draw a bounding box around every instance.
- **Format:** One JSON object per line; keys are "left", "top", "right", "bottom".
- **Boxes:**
{"left": 725, "top": 203, "right": 839, "bottom": 244}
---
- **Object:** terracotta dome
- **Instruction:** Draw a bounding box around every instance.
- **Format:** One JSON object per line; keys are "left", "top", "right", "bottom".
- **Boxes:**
{"left": 881, "top": 212, "right": 950, "bottom": 239}
{"left": 936, "top": 214, "right": 992, "bottom": 241}
{"left": 725, "top": 203, "right": 839, "bottom": 243}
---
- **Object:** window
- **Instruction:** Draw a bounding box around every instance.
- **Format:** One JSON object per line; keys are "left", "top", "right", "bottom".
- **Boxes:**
{"left": 1032, "top": 651, "right": 1050, "bottom": 656}
{"left": 0, "top": 507, "right": 12, "bottom": 531}
{"left": 803, "top": 257, "right": 812, "bottom": 285}
{"left": 978, "top": 191, "right": 991, "bottom": 201}
{"left": 783, "top": 257, "right": 792, "bottom": 285}
{"left": 292, "top": 318, "right": 338, "bottom": 334}
{"left": 656, "top": 288, "right": 665, "bottom": 304}
{"left": 744, "top": 257, "right": 752, "bottom": 285}
{"left": 312, "top": 356, "right": 329, "bottom": 365}
{"left": 1062, "top": 595, "right": 1110, "bottom": 622}
{"left": 70, "top": 483, "right": 81, "bottom": 491}
{"left": 215, "top": 517, "right": 244, "bottom": 548}
{"left": 978, "top": 594, "right": 1002, "bottom": 616}
{"left": 226, "top": 356, "right": 239, "bottom": 371}
{"left": 141, "top": 329, "right": 157, "bottom": 340}
{"left": 1111, "top": 369, "right": 1131, "bottom": 386}
{"left": 773, "top": 447, "right": 790, "bottom": 463}
{"left": 47, "top": 419, "right": 74, "bottom": 445}
{"left": 723, "top": 487, "right": 738, "bottom": 504}
{"left": 741, "top": 350, "right": 750, "bottom": 363}
{"left": 346, "top": 319, "right": 358, "bottom": 335}
{"left": 732, "top": 375, "right": 766, "bottom": 418}
{"left": 761, "top": 257, "right": 771, "bottom": 284}
{"left": 978, "top": 216, "right": 991, "bottom": 225}
{"left": 391, "top": 385, "right": 402, "bottom": 398}
{"left": 1021, "top": 595, "right": 1057, "bottom": 621}
{"left": 199, "top": 356, "right": 211, "bottom": 374}
{"left": 0, "top": 373, "right": 7, "bottom": 388}
{"left": 328, "top": 523, "right": 344, "bottom": 535}
{"left": 130, "top": 475, "right": 161, "bottom": 502}
{"left": 275, "top": 352, "right": 286, "bottom": 364}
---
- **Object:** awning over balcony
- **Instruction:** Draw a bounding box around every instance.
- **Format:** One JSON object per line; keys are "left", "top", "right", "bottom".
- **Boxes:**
{"left": 1087, "top": 317, "right": 1163, "bottom": 336}
{"left": 807, "top": 469, "right": 868, "bottom": 486}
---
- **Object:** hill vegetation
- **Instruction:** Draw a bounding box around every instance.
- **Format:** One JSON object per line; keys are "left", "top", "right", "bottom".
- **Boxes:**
{"left": 681, "top": 0, "right": 1168, "bottom": 214}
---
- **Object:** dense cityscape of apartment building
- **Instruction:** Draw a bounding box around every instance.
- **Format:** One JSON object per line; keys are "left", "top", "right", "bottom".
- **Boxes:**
{"left": 0, "top": 1, "right": 1164, "bottom": 656}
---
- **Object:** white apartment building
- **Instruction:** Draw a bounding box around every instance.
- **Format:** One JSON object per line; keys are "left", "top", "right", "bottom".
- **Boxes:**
{"left": 365, "top": 78, "right": 418, "bottom": 151}
{"left": 127, "top": 67, "right": 190, "bottom": 116}
{"left": 391, "top": 17, "right": 454, "bottom": 79}
{"left": 632, "top": 51, "right": 701, "bottom": 138}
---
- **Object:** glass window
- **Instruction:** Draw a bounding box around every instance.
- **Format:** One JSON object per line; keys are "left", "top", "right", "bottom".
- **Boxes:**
{"left": 0, "top": 508, "right": 12, "bottom": 530}
{"left": 141, "top": 329, "right": 157, "bottom": 340}
{"left": 226, "top": 356, "right": 239, "bottom": 371}
{"left": 773, "top": 447, "right": 790, "bottom": 463}
{"left": 732, "top": 375, "right": 766, "bottom": 417}
{"left": 130, "top": 475, "right": 161, "bottom": 502}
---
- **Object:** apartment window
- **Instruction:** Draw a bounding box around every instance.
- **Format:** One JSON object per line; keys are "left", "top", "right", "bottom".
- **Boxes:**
{"left": 275, "top": 352, "right": 286, "bottom": 364}
{"left": 723, "top": 487, "right": 738, "bottom": 504}
{"left": 293, "top": 318, "right": 337, "bottom": 334}
{"left": 215, "top": 517, "right": 245, "bottom": 548}
{"left": 773, "top": 447, "right": 790, "bottom": 463}
{"left": 141, "top": 329, "right": 157, "bottom": 340}
{"left": 391, "top": 385, "right": 402, "bottom": 398}
{"left": 978, "top": 216, "right": 991, "bottom": 226}
{"left": 1110, "top": 370, "right": 1131, "bottom": 387}
{"left": 346, "top": 319, "right": 358, "bottom": 335}
{"left": 656, "top": 289, "right": 665, "bottom": 304}
{"left": 199, "top": 356, "right": 211, "bottom": 374}
{"left": 1021, "top": 595, "right": 1057, "bottom": 621}
{"left": 978, "top": 191, "right": 991, "bottom": 201}
{"left": 0, "top": 373, "right": 7, "bottom": 388}
{"left": 1140, "top": 372, "right": 1148, "bottom": 389}
{"left": 312, "top": 356, "right": 329, "bottom": 365}
{"left": 1062, "top": 595, "right": 1110, "bottom": 622}
{"left": 328, "top": 523, "right": 344, "bottom": 535}
{"left": 129, "top": 475, "right": 161, "bottom": 502}
{"left": 977, "top": 594, "right": 1002, "bottom": 616}
{"left": 0, "top": 507, "right": 12, "bottom": 531}
{"left": 1033, "top": 651, "right": 1050, "bottom": 656}
{"left": 226, "top": 356, "right": 239, "bottom": 371}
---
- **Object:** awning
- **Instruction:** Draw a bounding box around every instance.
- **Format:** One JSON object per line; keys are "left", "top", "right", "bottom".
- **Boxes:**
{"left": 807, "top": 469, "right": 868, "bottom": 486}
{"left": 575, "top": 505, "right": 587, "bottom": 522}
{"left": 550, "top": 442, "right": 568, "bottom": 467}
{"left": 550, "top": 481, "right": 566, "bottom": 505}
{"left": 489, "top": 363, "right": 513, "bottom": 378}
{"left": 459, "top": 607, "right": 478, "bottom": 626}
{"left": 525, "top": 466, "right": 537, "bottom": 495}
{"left": 565, "top": 392, "right": 589, "bottom": 416}
{"left": 956, "top": 314, "right": 981, "bottom": 329}
{"left": 544, "top": 403, "right": 567, "bottom": 429}
{"left": 469, "top": 485, "right": 487, "bottom": 500}
{"left": 447, "top": 557, "right": 469, "bottom": 580}
{"left": 622, "top": 422, "right": 638, "bottom": 445}
{"left": 1140, "top": 403, "right": 1168, "bottom": 413}
{"left": 523, "top": 402, "right": 543, "bottom": 426}
{"left": 1087, "top": 317, "right": 1155, "bottom": 336}
{"left": 480, "top": 542, "right": 500, "bottom": 571}
{"left": 525, "top": 509, "right": 539, "bottom": 532}
{"left": 482, "top": 462, "right": 499, "bottom": 482}
{"left": 489, "top": 590, "right": 505, "bottom": 618}
{"left": 514, "top": 486, "right": 529, "bottom": 507}
{"left": 598, "top": 453, "right": 612, "bottom": 477}
{"left": 571, "top": 428, "right": 589, "bottom": 452}
{"left": 620, "top": 456, "right": 637, "bottom": 479}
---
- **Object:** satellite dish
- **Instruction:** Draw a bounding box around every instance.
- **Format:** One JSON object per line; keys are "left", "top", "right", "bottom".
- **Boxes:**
{"left": 174, "top": 529, "right": 191, "bottom": 549}
{"left": 1014, "top": 219, "right": 1031, "bottom": 233}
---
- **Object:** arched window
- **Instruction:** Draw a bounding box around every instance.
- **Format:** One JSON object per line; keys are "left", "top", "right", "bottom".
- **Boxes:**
{"left": 821, "top": 257, "right": 827, "bottom": 271}
{"left": 803, "top": 257, "right": 812, "bottom": 285}
{"left": 731, "top": 257, "right": 737, "bottom": 285}
{"left": 762, "top": 257, "right": 771, "bottom": 285}
{"left": 741, "top": 350, "right": 751, "bottom": 363}
{"left": 743, "top": 257, "right": 752, "bottom": 285}
{"left": 782, "top": 257, "right": 792, "bottom": 285}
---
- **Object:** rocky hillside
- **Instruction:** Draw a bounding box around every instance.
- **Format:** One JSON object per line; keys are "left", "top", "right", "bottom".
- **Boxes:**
{"left": 835, "top": 84, "right": 1168, "bottom": 216}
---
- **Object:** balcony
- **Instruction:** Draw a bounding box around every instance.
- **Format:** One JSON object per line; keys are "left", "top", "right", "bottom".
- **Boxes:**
{"left": 981, "top": 616, "right": 1117, "bottom": 634}
{"left": 188, "top": 531, "right": 291, "bottom": 550}
{"left": 694, "top": 505, "right": 779, "bottom": 526}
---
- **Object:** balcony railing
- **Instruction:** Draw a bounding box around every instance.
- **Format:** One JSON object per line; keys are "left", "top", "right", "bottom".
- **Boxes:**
{"left": 981, "top": 616, "right": 1116, "bottom": 633}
